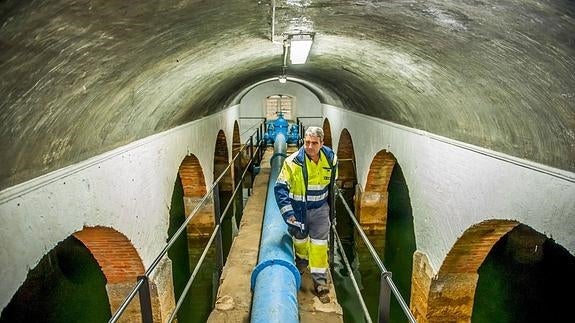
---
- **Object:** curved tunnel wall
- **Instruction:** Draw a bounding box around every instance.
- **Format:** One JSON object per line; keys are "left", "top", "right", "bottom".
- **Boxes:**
{"left": 1, "top": 1, "right": 574, "bottom": 192}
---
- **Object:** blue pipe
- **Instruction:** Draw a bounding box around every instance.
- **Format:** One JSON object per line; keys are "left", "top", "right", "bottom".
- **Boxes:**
{"left": 250, "top": 133, "right": 301, "bottom": 323}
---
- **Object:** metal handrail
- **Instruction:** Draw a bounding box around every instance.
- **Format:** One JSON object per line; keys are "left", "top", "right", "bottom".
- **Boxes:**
{"left": 109, "top": 121, "right": 266, "bottom": 323}
{"left": 333, "top": 228, "right": 373, "bottom": 323}
{"left": 333, "top": 186, "right": 417, "bottom": 323}
{"left": 239, "top": 117, "right": 267, "bottom": 137}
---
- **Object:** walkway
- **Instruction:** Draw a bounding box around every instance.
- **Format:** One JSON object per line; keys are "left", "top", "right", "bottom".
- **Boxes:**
{"left": 207, "top": 147, "right": 343, "bottom": 322}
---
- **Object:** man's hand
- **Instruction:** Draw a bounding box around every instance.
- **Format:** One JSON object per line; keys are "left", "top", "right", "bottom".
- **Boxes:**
{"left": 286, "top": 216, "right": 304, "bottom": 230}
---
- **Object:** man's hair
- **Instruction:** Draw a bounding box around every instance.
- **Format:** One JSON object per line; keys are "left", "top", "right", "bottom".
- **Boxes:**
{"left": 305, "top": 126, "right": 324, "bottom": 141}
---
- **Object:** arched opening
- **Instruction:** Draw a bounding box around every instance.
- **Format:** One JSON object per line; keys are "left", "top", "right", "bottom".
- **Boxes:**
{"left": 213, "top": 130, "right": 234, "bottom": 260}
{"left": 353, "top": 149, "right": 415, "bottom": 321}
{"left": 473, "top": 224, "right": 575, "bottom": 322}
{"left": 332, "top": 127, "right": 361, "bottom": 321}
{"left": 0, "top": 234, "right": 111, "bottom": 322}
{"left": 178, "top": 154, "right": 211, "bottom": 236}
{"left": 358, "top": 150, "right": 396, "bottom": 232}
{"left": 170, "top": 152, "right": 215, "bottom": 323}
{"left": 232, "top": 121, "right": 245, "bottom": 228}
{"left": 422, "top": 220, "right": 575, "bottom": 322}
{"left": 322, "top": 118, "right": 332, "bottom": 148}
{"left": 167, "top": 173, "right": 190, "bottom": 322}
{"left": 72, "top": 227, "right": 159, "bottom": 321}
{"left": 1, "top": 226, "right": 165, "bottom": 322}
{"left": 384, "top": 162, "right": 416, "bottom": 321}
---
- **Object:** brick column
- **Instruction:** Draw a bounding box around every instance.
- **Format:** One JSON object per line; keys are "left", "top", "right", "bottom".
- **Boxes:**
{"left": 410, "top": 251, "right": 433, "bottom": 323}
{"left": 354, "top": 185, "right": 388, "bottom": 232}
{"left": 427, "top": 273, "right": 479, "bottom": 322}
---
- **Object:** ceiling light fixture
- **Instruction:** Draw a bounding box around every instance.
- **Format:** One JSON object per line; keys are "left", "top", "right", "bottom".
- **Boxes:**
{"left": 289, "top": 33, "right": 313, "bottom": 65}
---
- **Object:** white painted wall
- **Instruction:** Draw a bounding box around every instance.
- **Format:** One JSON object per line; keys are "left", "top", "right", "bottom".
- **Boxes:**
{"left": 239, "top": 80, "right": 323, "bottom": 142}
{"left": 1, "top": 100, "right": 574, "bottom": 312}
{"left": 0, "top": 106, "right": 247, "bottom": 309}
{"left": 324, "top": 104, "right": 575, "bottom": 272}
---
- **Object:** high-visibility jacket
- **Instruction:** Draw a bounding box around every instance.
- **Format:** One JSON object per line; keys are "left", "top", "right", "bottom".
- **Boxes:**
{"left": 274, "top": 146, "right": 337, "bottom": 225}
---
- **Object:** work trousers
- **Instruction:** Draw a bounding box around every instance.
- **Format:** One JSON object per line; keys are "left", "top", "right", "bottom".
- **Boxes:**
{"left": 288, "top": 202, "right": 330, "bottom": 287}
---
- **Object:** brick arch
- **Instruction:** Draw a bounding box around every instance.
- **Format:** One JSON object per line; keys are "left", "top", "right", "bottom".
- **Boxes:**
{"left": 178, "top": 154, "right": 213, "bottom": 236}
{"left": 355, "top": 150, "right": 396, "bottom": 231}
{"left": 72, "top": 226, "right": 162, "bottom": 322}
{"left": 232, "top": 121, "right": 242, "bottom": 185}
{"left": 73, "top": 226, "right": 144, "bottom": 284}
{"left": 336, "top": 128, "right": 357, "bottom": 190}
{"left": 231, "top": 120, "right": 246, "bottom": 226}
{"left": 322, "top": 118, "right": 332, "bottom": 148}
{"left": 365, "top": 150, "right": 396, "bottom": 192}
{"left": 214, "top": 129, "right": 235, "bottom": 260}
{"left": 179, "top": 154, "right": 207, "bottom": 199}
{"left": 232, "top": 121, "right": 241, "bottom": 158}
{"left": 422, "top": 219, "right": 520, "bottom": 323}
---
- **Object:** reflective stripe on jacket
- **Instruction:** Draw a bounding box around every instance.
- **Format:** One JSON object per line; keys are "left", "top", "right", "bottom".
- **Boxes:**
{"left": 274, "top": 146, "right": 337, "bottom": 224}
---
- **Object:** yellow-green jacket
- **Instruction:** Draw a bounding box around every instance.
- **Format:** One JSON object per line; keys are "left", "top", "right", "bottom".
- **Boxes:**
{"left": 274, "top": 146, "right": 337, "bottom": 226}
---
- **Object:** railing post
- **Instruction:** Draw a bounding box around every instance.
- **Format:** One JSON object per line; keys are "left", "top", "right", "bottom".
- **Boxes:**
{"left": 248, "top": 136, "right": 254, "bottom": 196}
{"left": 378, "top": 272, "right": 392, "bottom": 323}
{"left": 213, "top": 184, "right": 224, "bottom": 277}
{"left": 138, "top": 276, "right": 154, "bottom": 323}
{"left": 258, "top": 124, "right": 263, "bottom": 162}
{"left": 249, "top": 135, "right": 254, "bottom": 163}
{"left": 329, "top": 185, "right": 337, "bottom": 268}
{"left": 260, "top": 127, "right": 265, "bottom": 162}
{"left": 299, "top": 122, "right": 304, "bottom": 148}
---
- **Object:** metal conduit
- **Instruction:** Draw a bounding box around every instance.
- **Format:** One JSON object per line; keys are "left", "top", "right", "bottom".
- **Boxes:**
{"left": 250, "top": 133, "right": 301, "bottom": 323}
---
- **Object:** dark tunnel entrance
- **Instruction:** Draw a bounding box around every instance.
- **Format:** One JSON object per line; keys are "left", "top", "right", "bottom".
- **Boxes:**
{"left": 472, "top": 224, "right": 575, "bottom": 322}
{"left": 333, "top": 162, "right": 416, "bottom": 323}
{"left": 0, "top": 236, "right": 111, "bottom": 323}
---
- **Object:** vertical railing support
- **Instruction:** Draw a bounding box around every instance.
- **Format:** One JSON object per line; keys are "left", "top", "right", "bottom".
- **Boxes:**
{"left": 213, "top": 184, "right": 224, "bottom": 277}
{"left": 378, "top": 272, "right": 392, "bottom": 323}
{"left": 249, "top": 135, "right": 254, "bottom": 161}
{"left": 138, "top": 276, "right": 154, "bottom": 323}
{"left": 328, "top": 183, "right": 337, "bottom": 268}
{"left": 298, "top": 122, "right": 304, "bottom": 148}
{"left": 248, "top": 136, "right": 254, "bottom": 196}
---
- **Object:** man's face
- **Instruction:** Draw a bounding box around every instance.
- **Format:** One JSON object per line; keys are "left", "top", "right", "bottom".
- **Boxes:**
{"left": 304, "top": 135, "right": 323, "bottom": 160}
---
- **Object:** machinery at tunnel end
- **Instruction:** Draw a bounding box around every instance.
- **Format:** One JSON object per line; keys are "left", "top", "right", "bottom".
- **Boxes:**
{"left": 264, "top": 112, "right": 300, "bottom": 145}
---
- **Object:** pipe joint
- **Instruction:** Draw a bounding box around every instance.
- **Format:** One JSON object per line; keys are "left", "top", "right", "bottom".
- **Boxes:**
{"left": 250, "top": 258, "right": 301, "bottom": 291}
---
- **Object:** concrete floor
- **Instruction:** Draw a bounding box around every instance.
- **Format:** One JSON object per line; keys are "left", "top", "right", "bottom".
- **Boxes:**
{"left": 207, "top": 147, "right": 343, "bottom": 322}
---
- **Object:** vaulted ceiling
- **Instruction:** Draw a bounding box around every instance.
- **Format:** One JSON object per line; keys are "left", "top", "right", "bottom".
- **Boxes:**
{"left": 1, "top": 0, "right": 573, "bottom": 189}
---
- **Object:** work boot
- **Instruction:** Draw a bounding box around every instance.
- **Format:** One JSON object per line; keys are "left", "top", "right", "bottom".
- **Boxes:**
{"left": 295, "top": 258, "right": 308, "bottom": 274}
{"left": 315, "top": 284, "right": 330, "bottom": 304}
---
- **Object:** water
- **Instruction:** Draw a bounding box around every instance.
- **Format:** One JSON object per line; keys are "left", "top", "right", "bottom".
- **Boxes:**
{"left": 472, "top": 225, "right": 575, "bottom": 322}
{"left": 332, "top": 162, "right": 415, "bottom": 323}
{"left": 0, "top": 236, "right": 111, "bottom": 322}
{"left": 168, "top": 176, "right": 244, "bottom": 323}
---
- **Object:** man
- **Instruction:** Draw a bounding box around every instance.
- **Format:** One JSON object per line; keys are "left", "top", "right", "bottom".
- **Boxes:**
{"left": 274, "top": 126, "right": 338, "bottom": 303}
